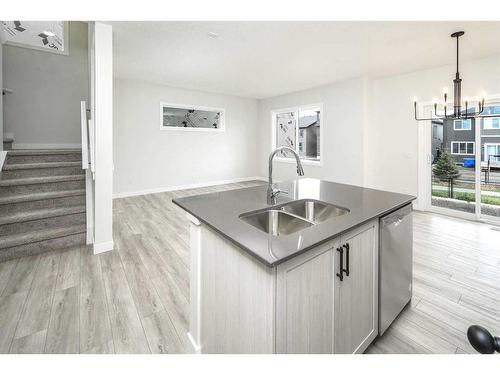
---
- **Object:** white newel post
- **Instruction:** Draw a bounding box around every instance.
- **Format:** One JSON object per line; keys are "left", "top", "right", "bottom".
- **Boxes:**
{"left": 187, "top": 213, "right": 202, "bottom": 354}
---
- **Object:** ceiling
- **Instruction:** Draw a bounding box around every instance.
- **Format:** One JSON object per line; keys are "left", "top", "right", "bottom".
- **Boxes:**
{"left": 110, "top": 21, "right": 500, "bottom": 99}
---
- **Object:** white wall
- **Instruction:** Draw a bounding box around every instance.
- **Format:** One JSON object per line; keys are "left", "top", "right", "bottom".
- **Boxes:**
{"left": 366, "top": 54, "right": 500, "bottom": 196}
{"left": 113, "top": 79, "right": 259, "bottom": 197}
{"left": 2, "top": 21, "right": 88, "bottom": 148}
{"left": 256, "top": 77, "right": 367, "bottom": 186}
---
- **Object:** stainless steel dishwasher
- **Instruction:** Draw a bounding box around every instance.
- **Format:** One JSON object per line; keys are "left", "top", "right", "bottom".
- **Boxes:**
{"left": 379, "top": 204, "right": 413, "bottom": 335}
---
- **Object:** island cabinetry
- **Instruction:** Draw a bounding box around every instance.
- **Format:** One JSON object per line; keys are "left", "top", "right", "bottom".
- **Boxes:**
{"left": 276, "top": 220, "right": 378, "bottom": 354}
{"left": 275, "top": 238, "right": 339, "bottom": 353}
{"left": 334, "top": 220, "right": 378, "bottom": 354}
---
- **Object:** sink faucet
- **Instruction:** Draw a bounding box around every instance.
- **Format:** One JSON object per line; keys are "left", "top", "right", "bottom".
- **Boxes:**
{"left": 267, "top": 146, "right": 305, "bottom": 205}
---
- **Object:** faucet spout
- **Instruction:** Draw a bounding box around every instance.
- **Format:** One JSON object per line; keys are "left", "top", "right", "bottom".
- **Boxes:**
{"left": 267, "top": 146, "right": 305, "bottom": 205}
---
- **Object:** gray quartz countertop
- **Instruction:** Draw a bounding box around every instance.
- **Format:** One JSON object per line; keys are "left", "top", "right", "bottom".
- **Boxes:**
{"left": 173, "top": 178, "right": 415, "bottom": 267}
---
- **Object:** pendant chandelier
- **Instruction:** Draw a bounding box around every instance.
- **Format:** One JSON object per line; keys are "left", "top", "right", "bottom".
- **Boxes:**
{"left": 414, "top": 31, "right": 493, "bottom": 121}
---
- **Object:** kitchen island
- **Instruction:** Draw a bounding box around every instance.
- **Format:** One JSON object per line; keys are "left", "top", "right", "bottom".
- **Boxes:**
{"left": 173, "top": 178, "right": 415, "bottom": 354}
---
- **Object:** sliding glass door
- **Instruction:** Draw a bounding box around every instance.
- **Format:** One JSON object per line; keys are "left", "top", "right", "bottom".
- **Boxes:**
{"left": 426, "top": 100, "right": 500, "bottom": 223}
{"left": 429, "top": 117, "right": 477, "bottom": 215}
{"left": 479, "top": 105, "right": 500, "bottom": 221}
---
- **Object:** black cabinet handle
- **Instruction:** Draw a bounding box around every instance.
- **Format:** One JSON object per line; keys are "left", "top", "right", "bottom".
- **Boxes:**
{"left": 336, "top": 247, "right": 344, "bottom": 281}
{"left": 342, "top": 243, "right": 350, "bottom": 277}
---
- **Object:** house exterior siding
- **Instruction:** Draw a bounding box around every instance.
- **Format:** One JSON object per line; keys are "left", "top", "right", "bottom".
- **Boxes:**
{"left": 442, "top": 117, "right": 500, "bottom": 165}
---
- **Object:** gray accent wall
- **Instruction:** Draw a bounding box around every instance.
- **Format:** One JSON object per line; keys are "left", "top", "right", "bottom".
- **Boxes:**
{"left": 2, "top": 21, "right": 88, "bottom": 148}
{"left": 0, "top": 43, "right": 3, "bottom": 151}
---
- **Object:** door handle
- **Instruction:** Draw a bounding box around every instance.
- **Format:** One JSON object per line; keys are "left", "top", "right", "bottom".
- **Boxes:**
{"left": 342, "top": 243, "right": 350, "bottom": 277}
{"left": 336, "top": 247, "right": 344, "bottom": 281}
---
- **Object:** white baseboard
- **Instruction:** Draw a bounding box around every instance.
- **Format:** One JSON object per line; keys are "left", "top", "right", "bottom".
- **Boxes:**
{"left": 86, "top": 226, "right": 94, "bottom": 245}
{"left": 113, "top": 176, "right": 266, "bottom": 199}
{"left": 13, "top": 143, "right": 81, "bottom": 150}
{"left": 0, "top": 151, "right": 7, "bottom": 171}
{"left": 93, "top": 240, "right": 114, "bottom": 254}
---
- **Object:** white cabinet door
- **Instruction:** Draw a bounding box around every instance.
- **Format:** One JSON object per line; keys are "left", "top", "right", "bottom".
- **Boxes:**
{"left": 276, "top": 238, "right": 340, "bottom": 354}
{"left": 334, "top": 220, "right": 379, "bottom": 354}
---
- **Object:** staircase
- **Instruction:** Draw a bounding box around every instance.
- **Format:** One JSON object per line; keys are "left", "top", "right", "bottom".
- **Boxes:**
{"left": 3, "top": 138, "right": 14, "bottom": 150}
{"left": 0, "top": 149, "right": 87, "bottom": 262}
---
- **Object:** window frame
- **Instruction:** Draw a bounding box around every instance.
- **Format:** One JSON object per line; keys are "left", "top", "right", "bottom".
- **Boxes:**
{"left": 453, "top": 119, "right": 472, "bottom": 131}
{"left": 159, "top": 102, "right": 225, "bottom": 132}
{"left": 483, "top": 117, "right": 500, "bottom": 130}
{"left": 484, "top": 143, "right": 500, "bottom": 161}
{"left": 270, "top": 103, "right": 323, "bottom": 166}
{"left": 450, "top": 141, "right": 475, "bottom": 155}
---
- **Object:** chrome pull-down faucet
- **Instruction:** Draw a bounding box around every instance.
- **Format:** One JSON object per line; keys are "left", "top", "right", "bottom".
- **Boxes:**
{"left": 267, "top": 146, "right": 305, "bottom": 205}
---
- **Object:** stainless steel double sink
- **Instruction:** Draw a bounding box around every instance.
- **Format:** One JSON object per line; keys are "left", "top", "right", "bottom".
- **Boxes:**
{"left": 239, "top": 199, "right": 350, "bottom": 236}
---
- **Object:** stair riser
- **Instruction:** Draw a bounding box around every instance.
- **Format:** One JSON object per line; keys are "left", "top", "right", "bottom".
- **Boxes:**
{"left": 6, "top": 153, "right": 82, "bottom": 164}
{"left": 0, "top": 232, "right": 86, "bottom": 262}
{"left": 3, "top": 141, "right": 13, "bottom": 151}
{"left": 0, "top": 212, "right": 86, "bottom": 236}
{"left": 0, "top": 180, "right": 85, "bottom": 196}
{"left": 0, "top": 194, "right": 86, "bottom": 214}
{"left": 1, "top": 166, "right": 84, "bottom": 179}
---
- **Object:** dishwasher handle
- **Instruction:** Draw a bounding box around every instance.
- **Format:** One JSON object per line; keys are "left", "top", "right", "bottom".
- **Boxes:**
{"left": 381, "top": 205, "right": 412, "bottom": 227}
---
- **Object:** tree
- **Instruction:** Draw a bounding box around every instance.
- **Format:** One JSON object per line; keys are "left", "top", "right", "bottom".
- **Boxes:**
{"left": 433, "top": 149, "right": 461, "bottom": 198}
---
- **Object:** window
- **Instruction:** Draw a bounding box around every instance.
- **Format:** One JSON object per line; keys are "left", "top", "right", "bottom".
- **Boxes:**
{"left": 451, "top": 141, "right": 475, "bottom": 155}
{"left": 484, "top": 117, "right": 500, "bottom": 130}
{"left": 272, "top": 104, "right": 322, "bottom": 163}
{"left": 2, "top": 21, "right": 68, "bottom": 55}
{"left": 453, "top": 119, "right": 472, "bottom": 131}
{"left": 484, "top": 143, "right": 500, "bottom": 162}
{"left": 160, "top": 103, "right": 225, "bottom": 131}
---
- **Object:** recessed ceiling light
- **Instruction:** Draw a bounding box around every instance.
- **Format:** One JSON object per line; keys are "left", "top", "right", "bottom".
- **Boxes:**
{"left": 207, "top": 32, "right": 218, "bottom": 38}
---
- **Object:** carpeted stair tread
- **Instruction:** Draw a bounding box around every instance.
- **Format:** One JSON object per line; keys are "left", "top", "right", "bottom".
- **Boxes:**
{"left": 0, "top": 205, "right": 86, "bottom": 225}
{"left": 0, "top": 189, "right": 85, "bottom": 205}
{"left": 0, "top": 174, "right": 85, "bottom": 187}
{"left": 3, "top": 161, "right": 82, "bottom": 170}
{"left": 6, "top": 149, "right": 81, "bottom": 156}
{"left": 0, "top": 224, "right": 86, "bottom": 250}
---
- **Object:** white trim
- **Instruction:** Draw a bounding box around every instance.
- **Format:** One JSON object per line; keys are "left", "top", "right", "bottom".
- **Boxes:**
{"left": 483, "top": 117, "right": 500, "bottom": 130}
{"left": 0, "top": 151, "right": 7, "bottom": 171}
{"left": 4, "top": 21, "right": 70, "bottom": 56}
{"left": 416, "top": 109, "right": 431, "bottom": 211}
{"left": 112, "top": 176, "right": 266, "bottom": 199}
{"left": 93, "top": 240, "right": 114, "bottom": 254}
{"left": 450, "top": 141, "right": 475, "bottom": 155}
{"left": 483, "top": 143, "right": 500, "bottom": 161}
{"left": 475, "top": 117, "right": 482, "bottom": 220}
{"left": 428, "top": 205, "right": 477, "bottom": 222}
{"left": 13, "top": 143, "right": 81, "bottom": 149}
{"left": 270, "top": 103, "right": 323, "bottom": 166}
{"left": 453, "top": 119, "right": 472, "bottom": 131}
{"left": 480, "top": 134, "right": 500, "bottom": 138}
{"left": 187, "top": 332, "right": 201, "bottom": 354}
{"left": 159, "top": 102, "right": 225, "bottom": 132}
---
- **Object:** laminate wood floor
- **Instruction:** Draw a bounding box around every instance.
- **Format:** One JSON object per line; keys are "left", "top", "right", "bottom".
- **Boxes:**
{"left": 0, "top": 180, "right": 498, "bottom": 353}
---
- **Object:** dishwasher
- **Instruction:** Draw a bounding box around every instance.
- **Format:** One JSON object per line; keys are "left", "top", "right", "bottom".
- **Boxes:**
{"left": 379, "top": 204, "right": 413, "bottom": 335}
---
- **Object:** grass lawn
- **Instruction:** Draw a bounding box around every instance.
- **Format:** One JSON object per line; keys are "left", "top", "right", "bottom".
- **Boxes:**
{"left": 432, "top": 189, "right": 500, "bottom": 206}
